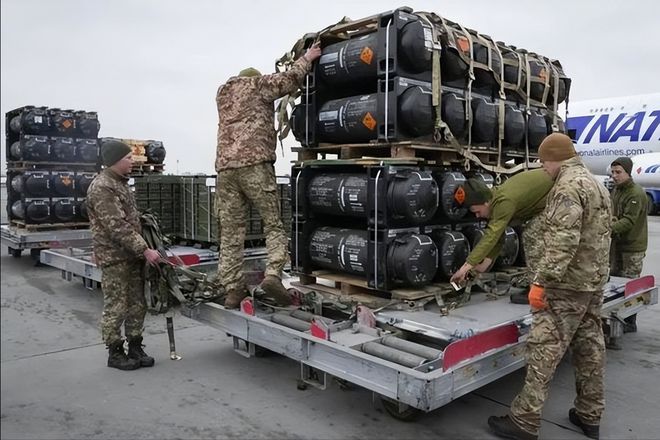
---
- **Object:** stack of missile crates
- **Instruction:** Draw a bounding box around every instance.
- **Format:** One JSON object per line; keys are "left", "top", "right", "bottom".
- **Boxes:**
{"left": 288, "top": 7, "right": 566, "bottom": 293}
{"left": 5, "top": 106, "right": 100, "bottom": 229}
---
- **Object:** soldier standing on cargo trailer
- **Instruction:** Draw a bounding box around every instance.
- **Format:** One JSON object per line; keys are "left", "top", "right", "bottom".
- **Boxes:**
{"left": 214, "top": 42, "right": 322, "bottom": 309}
{"left": 488, "top": 133, "right": 612, "bottom": 440}
{"left": 606, "top": 156, "right": 648, "bottom": 349}
{"left": 87, "top": 140, "right": 161, "bottom": 371}
{"left": 449, "top": 168, "right": 554, "bottom": 303}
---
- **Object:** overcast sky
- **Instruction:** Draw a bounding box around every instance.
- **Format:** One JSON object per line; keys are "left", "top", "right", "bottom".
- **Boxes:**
{"left": 2, "top": 0, "right": 659, "bottom": 176}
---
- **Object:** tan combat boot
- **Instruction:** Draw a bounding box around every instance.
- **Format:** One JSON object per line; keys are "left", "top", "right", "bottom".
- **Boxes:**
{"left": 224, "top": 288, "right": 249, "bottom": 309}
{"left": 259, "top": 275, "right": 292, "bottom": 307}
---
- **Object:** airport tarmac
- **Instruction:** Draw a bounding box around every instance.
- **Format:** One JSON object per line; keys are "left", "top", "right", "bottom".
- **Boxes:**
{"left": 1, "top": 218, "right": 659, "bottom": 440}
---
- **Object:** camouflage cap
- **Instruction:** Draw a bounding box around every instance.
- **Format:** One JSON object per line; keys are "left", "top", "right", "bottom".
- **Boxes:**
{"left": 238, "top": 67, "right": 262, "bottom": 77}
{"left": 463, "top": 178, "right": 492, "bottom": 206}
{"left": 101, "top": 140, "right": 131, "bottom": 167}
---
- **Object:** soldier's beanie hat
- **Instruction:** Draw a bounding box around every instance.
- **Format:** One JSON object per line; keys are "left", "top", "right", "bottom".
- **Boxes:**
{"left": 238, "top": 67, "right": 262, "bottom": 77}
{"left": 101, "top": 140, "right": 131, "bottom": 167}
{"left": 463, "top": 178, "right": 493, "bottom": 206}
{"left": 611, "top": 156, "right": 633, "bottom": 176}
{"left": 538, "top": 133, "right": 576, "bottom": 162}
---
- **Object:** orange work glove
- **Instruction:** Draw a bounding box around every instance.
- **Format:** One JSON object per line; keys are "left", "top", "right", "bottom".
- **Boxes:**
{"left": 528, "top": 284, "right": 547, "bottom": 310}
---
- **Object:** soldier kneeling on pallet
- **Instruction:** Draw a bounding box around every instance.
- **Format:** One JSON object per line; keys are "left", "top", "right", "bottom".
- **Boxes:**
{"left": 87, "top": 140, "right": 162, "bottom": 370}
{"left": 450, "top": 168, "right": 554, "bottom": 302}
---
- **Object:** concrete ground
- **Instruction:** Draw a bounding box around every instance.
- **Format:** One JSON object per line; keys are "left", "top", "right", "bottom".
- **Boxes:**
{"left": 1, "top": 218, "right": 659, "bottom": 440}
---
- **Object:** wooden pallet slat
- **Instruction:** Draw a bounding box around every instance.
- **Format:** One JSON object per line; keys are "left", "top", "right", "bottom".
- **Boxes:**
{"left": 10, "top": 220, "right": 90, "bottom": 231}
{"left": 295, "top": 269, "right": 452, "bottom": 301}
{"left": 294, "top": 141, "right": 539, "bottom": 173}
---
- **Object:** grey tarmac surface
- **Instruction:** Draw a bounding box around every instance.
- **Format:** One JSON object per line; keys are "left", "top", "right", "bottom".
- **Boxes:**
{"left": 1, "top": 218, "right": 659, "bottom": 440}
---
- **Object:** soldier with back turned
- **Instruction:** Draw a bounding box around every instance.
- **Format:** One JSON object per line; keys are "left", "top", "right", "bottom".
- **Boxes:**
{"left": 488, "top": 133, "right": 612, "bottom": 440}
{"left": 214, "top": 42, "right": 321, "bottom": 309}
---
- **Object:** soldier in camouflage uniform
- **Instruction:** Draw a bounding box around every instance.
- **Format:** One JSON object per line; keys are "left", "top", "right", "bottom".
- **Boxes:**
{"left": 87, "top": 140, "right": 161, "bottom": 370}
{"left": 215, "top": 42, "right": 321, "bottom": 309}
{"left": 489, "top": 133, "right": 612, "bottom": 440}
{"left": 450, "top": 169, "right": 554, "bottom": 303}
{"left": 607, "top": 157, "right": 648, "bottom": 344}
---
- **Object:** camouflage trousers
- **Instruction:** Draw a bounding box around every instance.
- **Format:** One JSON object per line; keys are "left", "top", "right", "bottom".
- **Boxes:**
{"left": 610, "top": 250, "right": 645, "bottom": 278}
{"left": 216, "top": 162, "right": 288, "bottom": 293}
{"left": 510, "top": 287, "right": 606, "bottom": 435}
{"left": 101, "top": 261, "right": 146, "bottom": 346}
{"left": 515, "top": 214, "right": 545, "bottom": 287}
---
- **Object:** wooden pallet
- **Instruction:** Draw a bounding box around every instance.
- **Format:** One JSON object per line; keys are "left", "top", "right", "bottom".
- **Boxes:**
{"left": 7, "top": 161, "right": 98, "bottom": 170}
{"left": 130, "top": 163, "right": 165, "bottom": 174}
{"left": 10, "top": 220, "right": 90, "bottom": 231}
{"left": 293, "top": 141, "right": 539, "bottom": 173}
{"left": 295, "top": 269, "right": 454, "bottom": 301}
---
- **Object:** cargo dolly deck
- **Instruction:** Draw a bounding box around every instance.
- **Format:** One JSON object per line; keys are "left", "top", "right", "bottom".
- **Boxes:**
{"left": 181, "top": 275, "right": 657, "bottom": 420}
{"left": 1, "top": 224, "right": 93, "bottom": 258}
{"left": 36, "top": 246, "right": 657, "bottom": 420}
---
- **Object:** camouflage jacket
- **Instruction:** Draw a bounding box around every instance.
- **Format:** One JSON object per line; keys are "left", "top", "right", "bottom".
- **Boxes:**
{"left": 86, "top": 169, "right": 148, "bottom": 268}
{"left": 611, "top": 178, "right": 648, "bottom": 252}
{"left": 215, "top": 56, "right": 312, "bottom": 172}
{"left": 535, "top": 157, "right": 612, "bottom": 291}
{"left": 467, "top": 169, "right": 553, "bottom": 265}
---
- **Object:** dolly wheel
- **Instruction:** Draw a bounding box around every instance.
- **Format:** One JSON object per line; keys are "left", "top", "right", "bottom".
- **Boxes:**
{"left": 380, "top": 396, "right": 423, "bottom": 422}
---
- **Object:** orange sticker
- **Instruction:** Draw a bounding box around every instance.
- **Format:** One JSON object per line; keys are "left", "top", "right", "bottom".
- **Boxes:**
{"left": 62, "top": 119, "right": 72, "bottom": 128}
{"left": 360, "top": 46, "right": 374, "bottom": 65}
{"left": 454, "top": 186, "right": 466, "bottom": 204}
{"left": 362, "top": 112, "right": 377, "bottom": 131}
{"left": 61, "top": 175, "right": 72, "bottom": 186}
{"left": 457, "top": 37, "right": 470, "bottom": 54}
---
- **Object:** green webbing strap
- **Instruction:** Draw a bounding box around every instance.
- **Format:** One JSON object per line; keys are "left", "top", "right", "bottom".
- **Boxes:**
{"left": 524, "top": 53, "right": 532, "bottom": 165}
{"left": 140, "top": 213, "right": 221, "bottom": 314}
{"left": 416, "top": 12, "right": 451, "bottom": 145}
{"left": 549, "top": 61, "right": 561, "bottom": 131}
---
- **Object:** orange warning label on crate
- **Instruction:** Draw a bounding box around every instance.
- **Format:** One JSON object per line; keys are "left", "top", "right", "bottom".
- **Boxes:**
{"left": 360, "top": 47, "right": 374, "bottom": 65}
{"left": 457, "top": 37, "right": 470, "bottom": 54}
{"left": 62, "top": 119, "right": 72, "bottom": 128}
{"left": 454, "top": 186, "right": 466, "bottom": 205}
{"left": 60, "top": 175, "right": 72, "bottom": 186}
{"left": 362, "top": 112, "right": 376, "bottom": 130}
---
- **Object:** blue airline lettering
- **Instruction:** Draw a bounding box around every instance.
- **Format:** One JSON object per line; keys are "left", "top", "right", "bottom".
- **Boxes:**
{"left": 641, "top": 110, "right": 660, "bottom": 142}
{"left": 610, "top": 112, "right": 645, "bottom": 142}
{"left": 584, "top": 113, "right": 627, "bottom": 144}
{"left": 565, "top": 116, "right": 594, "bottom": 141}
{"left": 567, "top": 110, "right": 660, "bottom": 144}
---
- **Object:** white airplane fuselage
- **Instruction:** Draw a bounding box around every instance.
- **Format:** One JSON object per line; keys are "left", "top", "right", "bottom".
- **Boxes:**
{"left": 565, "top": 93, "right": 660, "bottom": 183}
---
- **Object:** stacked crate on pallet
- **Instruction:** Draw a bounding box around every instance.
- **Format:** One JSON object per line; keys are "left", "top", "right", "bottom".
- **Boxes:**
{"left": 284, "top": 7, "right": 559, "bottom": 298}
{"left": 101, "top": 137, "right": 166, "bottom": 175}
{"left": 288, "top": 7, "right": 570, "bottom": 172}
{"left": 5, "top": 106, "right": 100, "bottom": 228}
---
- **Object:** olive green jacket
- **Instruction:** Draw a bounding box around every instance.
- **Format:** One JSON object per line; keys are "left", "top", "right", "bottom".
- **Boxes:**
{"left": 466, "top": 169, "right": 554, "bottom": 265}
{"left": 611, "top": 179, "right": 648, "bottom": 253}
